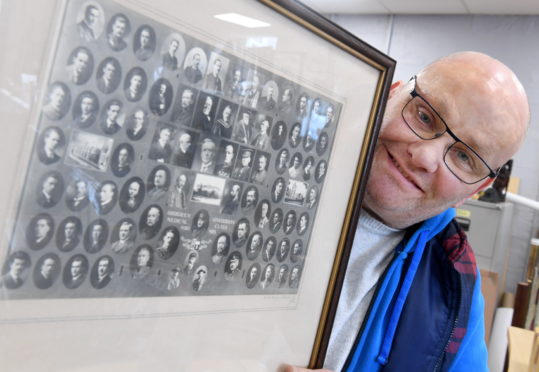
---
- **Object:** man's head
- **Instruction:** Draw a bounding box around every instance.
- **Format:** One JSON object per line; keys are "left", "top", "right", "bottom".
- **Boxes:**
{"left": 202, "top": 96, "right": 213, "bottom": 115}
{"left": 230, "top": 184, "right": 240, "bottom": 198}
{"left": 224, "top": 145, "right": 234, "bottom": 164}
{"left": 64, "top": 221, "right": 77, "bottom": 239}
{"left": 9, "top": 253, "right": 27, "bottom": 278}
{"left": 84, "top": 5, "right": 99, "bottom": 25}
{"left": 41, "top": 257, "right": 56, "bottom": 278}
{"left": 42, "top": 175, "right": 58, "bottom": 195}
{"left": 35, "top": 218, "right": 50, "bottom": 239}
{"left": 44, "top": 128, "right": 61, "bottom": 151}
{"left": 212, "top": 59, "right": 222, "bottom": 76}
{"left": 106, "top": 101, "right": 121, "bottom": 121}
{"left": 237, "top": 221, "right": 247, "bottom": 239}
{"left": 118, "top": 147, "right": 129, "bottom": 166}
{"left": 176, "top": 174, "right": 187, "bottom": 188}
{"left": 178, "top": 133, "right": 192, "bottom": 152}
{"left": 364, "top": 52, "right": 529, "bottom": 229}
{"left": 139, "top": 27, "right": 151, "bottom": 47}
{"left": 158, "top": 127, "right": 172, "bottom": 144}
{"left": 129, "top": 73, "right": 143, "bottom": 93}
{"left": 102, "top": 61, "right": 116, "bottom": 80}
{"left": 241, "top": 150, "right": 252, "bottom": 167}
{"left": 91, "top": 224, "right": 103, "bottom": 240}
{"left": 100, "top": 183, "right": 115, "bottom": 204}
{"left": 72, "top": 49, "right": 90, "bottom": 74}
{"left": 222, "top": 105, "right": 232, "bottom": 122}
{"left": 241, "top": 111, "right": 251, "bottom": 124}
{"left": 200, "top": 139, "right": 216, "bottom": 163}
{"left": 216, "top": 235, "right": 228, "bottom": 254}
{"left": 111, "top": 16, "right": 127, "bottom": 39}
{"left": 257, "top": 155, "right": 267, "bottom": 171}
{"left": 80, "top": 95, "right": 95, "bottom": 115}
{"left": 71, "top": 257, "right": 84, "bottom": 278}
{"left": 154, "top": 169, "right": 167, "bottom": 188}
{"left": 245, "top": 188, "right": 256, "bottom": 206}
{"left": 137, "top": 247, "right": 150, "bottom": 267}
{"left": 168, "top": 39, "right": 179, "bottom": 55}
{"left": 49, "top": 85, "right": 66, "bottom": 108}
{"left": 146, "top": 207, "right": 160, "bottom": 226}
{"left": 97, "top": 257, "right": 110, "bottom": 277}
{"left": 192, "top": 53, "right": 201, "bottom": 68}
{"left": 118, "top": 221, "right": 132, "bottom": 241}
{"left": 128, "top": 181, "right": 140, "bottom": 198}
{"left": 181, "top": 89, "right": 194, "bottom": 108}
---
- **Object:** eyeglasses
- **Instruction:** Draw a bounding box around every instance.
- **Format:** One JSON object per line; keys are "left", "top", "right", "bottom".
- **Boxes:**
{"left": 401, "top": 76, "right": 498, "bottom": 184}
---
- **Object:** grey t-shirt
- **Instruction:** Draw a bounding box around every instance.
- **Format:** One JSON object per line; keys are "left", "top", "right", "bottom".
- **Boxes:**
{"left": 324, "top": 210, "right": 405, "bottom": 371}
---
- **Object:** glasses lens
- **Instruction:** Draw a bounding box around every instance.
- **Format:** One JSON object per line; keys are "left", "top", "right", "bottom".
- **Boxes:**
{"left": 402, "top": 96, "right": 447, "bottom": 139}
{"left": 444, "top": 142, "right": 490, "bottom": 184}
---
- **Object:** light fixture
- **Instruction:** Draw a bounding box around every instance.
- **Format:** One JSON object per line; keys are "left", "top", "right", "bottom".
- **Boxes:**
{"left": 214, "top": 13, "right": 270, "bottom": 28}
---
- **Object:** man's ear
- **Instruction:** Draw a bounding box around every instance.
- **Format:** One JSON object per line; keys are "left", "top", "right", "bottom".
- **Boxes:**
{"left": 389, "top": 80, "right": 404, "bottom": 98}
{"left": 453, "top": 178, "right": 495, "bottom": 208}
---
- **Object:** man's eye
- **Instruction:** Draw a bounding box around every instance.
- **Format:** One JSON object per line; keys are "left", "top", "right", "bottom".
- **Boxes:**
{"left": 417, "top": 110, "right": 432, "bottom": 125}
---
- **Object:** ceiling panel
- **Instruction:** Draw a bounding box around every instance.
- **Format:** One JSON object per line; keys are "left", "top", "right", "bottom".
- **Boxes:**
{"left": 300, "top": 0, "right": 389, "bottom": 14}
{"left": 380, "top": 0, "right": 469, "bottom": 14}
{"left": 464, "top": 0, "right": 539, "bottom": 14}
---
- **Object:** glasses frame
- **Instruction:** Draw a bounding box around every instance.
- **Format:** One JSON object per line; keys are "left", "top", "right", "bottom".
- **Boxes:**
{"left": 401, "top": 75, "right": 498, "bottom": 185}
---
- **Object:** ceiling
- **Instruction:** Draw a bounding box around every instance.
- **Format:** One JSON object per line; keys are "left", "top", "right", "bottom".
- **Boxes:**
{"left": 300, "top": 0, "right": 539, "bottom": 15}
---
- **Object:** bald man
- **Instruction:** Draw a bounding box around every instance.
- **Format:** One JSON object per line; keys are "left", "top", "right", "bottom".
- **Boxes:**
{"left": 285, "top": 52, "right": 529, "bottom": 372}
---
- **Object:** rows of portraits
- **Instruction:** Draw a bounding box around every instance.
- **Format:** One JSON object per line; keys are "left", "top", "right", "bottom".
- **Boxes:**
{"left": 1, "top": 0, "right": 341, "bottom": 298}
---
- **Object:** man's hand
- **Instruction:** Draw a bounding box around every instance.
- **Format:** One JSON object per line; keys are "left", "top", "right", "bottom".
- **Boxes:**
{"left": 281, "top": 365, "right": 333, "bottom": 372}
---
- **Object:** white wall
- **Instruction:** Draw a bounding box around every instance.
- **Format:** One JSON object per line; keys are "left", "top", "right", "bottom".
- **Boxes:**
{"left": 331, "top": 14, "right": 539, "bottom": 292}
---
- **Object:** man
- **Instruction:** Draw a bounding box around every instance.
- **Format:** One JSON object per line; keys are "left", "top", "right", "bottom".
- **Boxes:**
{"left": 126, "top": 109, "right": 147, "bottom": 140}
{"left": 74, "top": 92, "right": 97, "bottom": 127}
{"left": 204, "top": 58, "right": 223, "bottom": 92}
{"left": 101, "top": 100, "right": 122, "bottom": 135}
{"left": 271, "top": 121, "right": 287, "bottom": 150}
{"left": 34, "top": 254, "right": 58, "bottom": 289}
{"left": 275, "top": 149, "right": 289, "bottom": 174}
{"left": 272, "top": 178, "right": 285, "bottom": 203}
{"left": 285, "top": 52, "right": 529, "bottom": 372}
{"left": 150, "top": 80, "right": 171, "bottom": 116}
{"left": 251, "top": 154, "right": 268, "bottom": 185}
{"left": 132, "top": 246, "right": 152, "bottom": 279}
{"left": 221, "top": 183, "right": 241, "bottom": 215}
{"left": 279, "top": 88, "right": 294, "bottom": 114}
{"left": 162, "top": 39, "right": 180, "bottom": 70}
{"left": 58, "top": 219, "right": 80, "bottom": 252}
{"left": 226, "top": 68, "right": 242, "bottom": 99}
{"left": 283, "top": 211, "right": 296, "bottom": 235}
{"left": 111, "top": 221, "right": 135, "bottom": 254}
{"left": 246, "top": 232, "right": 262, "bottom": 260}
{"left": 192, "top": 95, "right": 214, "bottom": 132}
{"left": 192, "top": 265, "right": 208, "bottom": 292}
{"left": 78, "top": 4, "right": 99, "bottom": 42}
{"left": 276, "top": 239, "right": 289, "bottom": 262}
{"left": 172, "top": 88, "right": 195, "bottom": 126}
{"left": 120, "top": 179, "right": 143, "bottom": 213}
{"left": 172, "top": 132, "right": 195, "bottom": 168}
{"left": 125, "top": 69, "right": 145, "bottom": 102}
{"left": 232, "top": 149, "right": 252, "bottom": 181}
{"left": 241, "top": 186, "right": 258, "bottom": 214}
{"left": 140, "top": 206, "right": 161, "bottom": 239}
{"left": 148, "top": 168, "right": 168, "bottom": 201}
{"left": 288, "top": 265, "right": 300, "bottom": 288}
{"left": 296, "top": 94, "right": 309, "bottom": 121}
{"left": 213, "top": 104, "right": 234, "bottom": 138}
{"left": 243, "top": 73, "right": 261, "bottom": 108}
{"left": 112, "top": 145, "right": 132, "bottom": 177}
{"left": 156, "top": 227, "right": 178, "bottom": 260}
{"left": 107, "top": 14, "right": 128, "bottom": 51}
{"left": 251, "top": 118, "right": 271, "bottom": 150}
{"left": 1, "top": 252, "right": 28, "bottom": 289}
{"left": 259, "top": 84, "right": 276, "bottom": 111}
{"left": 191, "top": 210, "right": 209, "bottom": 238}
{"left": 29, "top": 215, "right": 52, "bottom": 249}
{"left": 306, "top": 186, "right": 318, "bottom": 209}
{"left": 269, "top": 209, "right": 283, "bottom": 233}
{"left": 233, "top": 219, "right": 249, "bottom": 247}
{"left": 67, "top": 48, "right": 92, "bottom": 85}
{"left": 214, "top": 144, "right": 235, "bottom": 178}
{"left": 184, "top": 52, "right": 203, "bottom": 84}
{"left": 211, "top": 234, "right": 229, "bottom": 264}
{"left": 85, "top": 221, "right": 107, "bottom": 253}
{"left": 134, "top": 26, "right": 154, "bottom": 60}
{"left": 43, "top": 83, "right": 68, "bottom": 120}
{"left": 167, "top": 268, "right": 181, "bottom": 290}
{"left": 224, "top": 252, "right": 242, "bottom": 280}
{"left": 64, "top": 256, "right": 87, "bottom": 289}
{"left": 262, "top": 238, "right": 276, "bottom": 262}
{"left": 198, "top": 138, "right": 216, "bottom": 174}
{"left": 324, "top": 104, "right": 335, "bottom": 128}
{"left": 167, "top": 173, "right": 188, "bottom": 209}
{"left": 245, "top": 264, "right": 260, "bottom": 289}
{"left": 96, "top": 59, "right": 119, "bottom": 94}
{"left": 38, "top": 127, "right": 62, "bottom": 164}
{"left": 232, "top": 111, "right": 252, "bottom": 144}
{"left": 149, "top": 127, "right": 173, "bottom": 163}
{"left": 97, "top": 182, "right": 116, "bottom": 215}
{"left": 37, "top": 174, "right": 60, "bottom": 208}
{"left": 92, "top": 256, "right": 113, "bottom": 289}
{"left": 277, "top": 264, "right": 289, "bottom": 288}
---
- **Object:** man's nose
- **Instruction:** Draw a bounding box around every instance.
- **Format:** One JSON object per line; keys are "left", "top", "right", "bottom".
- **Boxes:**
{"left": 407, "top": 136, "right": 450, "bottom": 174}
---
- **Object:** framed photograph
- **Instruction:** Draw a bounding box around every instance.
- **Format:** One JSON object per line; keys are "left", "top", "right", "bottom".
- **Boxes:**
{"left": 0, "top": 0, "right": 395, "bottom": 370}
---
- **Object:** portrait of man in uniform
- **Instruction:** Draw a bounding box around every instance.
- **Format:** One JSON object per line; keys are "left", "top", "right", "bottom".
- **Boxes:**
{"left": 131, "top": 245, "right": 153, "bottom": 280}
{"left": 232, "top": 148, "right": 253, "bottom": 181}
{"left": 224, "top": 251, "right": 242, "bottom": 280}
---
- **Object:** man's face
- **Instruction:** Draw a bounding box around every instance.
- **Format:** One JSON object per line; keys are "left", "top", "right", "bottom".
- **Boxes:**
{"left": 92, "top": 225, "right": 103, "bottom": 240}
{"left": 224, "top": 145, "right": 234, "bottom": 163}
{"left": 159, "top": 129, "right": 171, "bottom": 144}
{"left": 43, "top": 176, "right": 58, "bottom": 194}
{"left": 100, "top": 184, "right": 114, "bottom": 203}
{"left": 35, "top": 219, "right": 50, "bottom": 238}
{"left": 201, "top": 143, "right": 215, "bottom": 163}
{"left": 237, "top": 223, "right": 247, "bottom": 238}
{"left": 98, "top": 258, "right": 109, "bottom": 276}
{"left": 147, "top": 208, "right": 160, "bottom": 226}
{"left": 107, "top": 104, "right": 120, "bottom": 121}
{"left": 192, "top": 53, "right": 200, "bottom": 68}
{"left": 196, "top": 213, "right": 205, "bottom": 228}
{"left": 213, "top": 60, "right": 222, "bottom": 75}
{"left": 231, "top": 185, "right": 240, "bottom": 197}
{"left": 169, "top": 40, "right": 179, "bottom": 54}
{"left": 299, "top": 96, "right": 307, "bottom": 110}
{"left": 241, "top": 152, "right": 251, "bottom": 167}
{"left": 250, "top": 267, "right": 258, "bottom": 280}
{"left": 130, "top": 75, "right": 142, "bottom": 92}
{"left": 159, "top": 83, "right": 167, "bottom": 96}
{"left": 10, "top": 258, "right": 24, "bottom": 277}
{"left": 309, "top": 188, "right": 316, "bottom": 201}
{"left": 282, "top": 89, "right": 291, "bottom": 103}
{"left": 103, "top": 63, "right": 115, "bottom": 80}
{"left": 251, "top": 235, "right": 261, "bottom": 249}
{"left": 246, "top": 190, "right": 256, "bottom": 206}
{"left": 264, "top": 266, "right": 272, "bottom": 280}
{"left": 178, "top": 175, "right": 187, "bottom": 188}
{"left": 137, "top": 249, "right": 150, "bottom": 267}
{"left": 275, "top": 181, "right": 283, "bottom": 194}
{"left": 50, "top": 87, "right": 65, "bottom": 107}
{"left": 112, "top": 18, "right": 126, "bottom": 38}
{"left": 222, "top": 106, "right": 232, "bottom": 121}
{"left": 163, "top": 231, "right": 174, "bottom": 245}
{"left": 272, "top": 212, "right": 281, "bottom": 224}
{"left": 128, "top": 182, "right": 140, "bottom": 197}
{"left": 64, "top": 222, "right": 76, "bottom": 239}
{"left": 134, "top": 110, "right": 145, "bottom": 127}
{"left": 71, "top": 260, "right": 82, "bottom": 277}
{"left": 118, "top": 148, "right": 129, "bottom": 166}
{"left": 291, "top": 267, "right": 299, "bottom": 281}
{"left": 80, "top": 97, "right": 94, "bottom": 115}
{"left": 261, "top": 120, "right": 269, "bottom": 133}
{"left": 326, "top": 107, "right": 334, "bottom": 123}
{"left": 300, "top": 215, "right": 307, "bottom": 228}
{"left": 242, "top": 113, "right": 250, "bottom": 124}
{"left": 292, "top": 125, "right": 300, "bottom": 138}
{"left": 313, "top": 100, "right": 320, "bottom": 113}
{"left": 203, "top": 97, "right": 213, "bottom": 115}
{"left": 266, "top": 239, "right": 275, "bottom": 252}
{"left": 73, "top": 51, "right": 89, "bottom": 73}
{"left": 320, "top": 135, "right": 328, "bottom": 148}
{"left": 181, "top": 90, "right": 193, "bottom": 108}
{"left": 216, "top": 236, "right": 227, "bottom": 253}
{"left": 154, "top": 170, "right": 166, "bottom": 187}
{"left": 41, "top": 258, "right": 55, "bottom": 278}
{"left": 119, "top": 224, "right": 131, "bottom": 240}
{"left": 86, "top": 7, "right": 99, "bottom": 25}
{"left": 279, "top": 151, "right": 288, "bottom": 165}
{"left": 286, "top": 214, "right": 294, "bottom": 226}
{"left": 140, "top": 29, "right": 150, "bottom": 47}
{"left": 261, "top": 202, "right": 269, "bottom": 215}
{"left": 233, "top": 70, "right": 241, "bottom": 82}
{"left": 267, "top": 87, "right": 274, "bottom": 99}
{"left": 44, "top": 130, "right": 60, "bottom": 151}
{"left": 364, "top": 59, "right": 525, "bottom": 229}
{"left": 258, "top": 156, "right": 267, "bottom": 171}
{"left": 179, "top": 134, "right": 191, "bottom": 151}
{"left": 229, "top": 257, "right": 239, "bottom": 271}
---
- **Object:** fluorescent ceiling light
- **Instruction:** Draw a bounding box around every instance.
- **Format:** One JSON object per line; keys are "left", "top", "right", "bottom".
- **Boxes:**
{"left": 214, "top": 13, "right": 270, "bottom": 28}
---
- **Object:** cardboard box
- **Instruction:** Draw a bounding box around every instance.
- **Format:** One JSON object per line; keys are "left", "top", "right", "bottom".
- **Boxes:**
{"left": 481, "top": 269, "right": 499, "bottom": 343}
